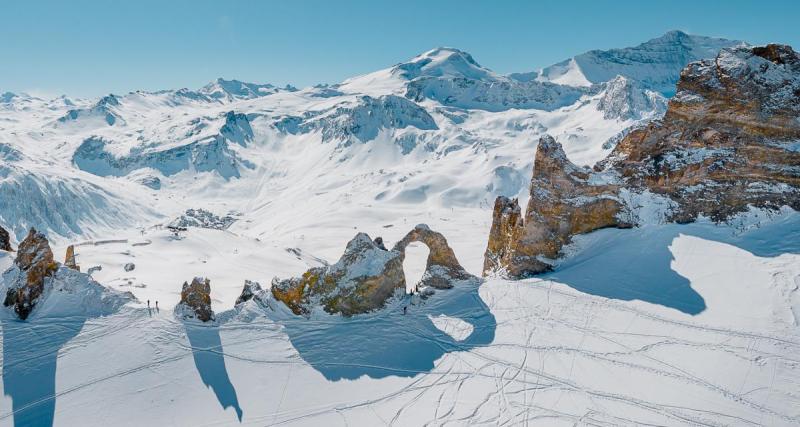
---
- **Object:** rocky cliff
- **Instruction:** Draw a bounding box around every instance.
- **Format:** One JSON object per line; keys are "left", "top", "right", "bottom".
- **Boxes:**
{"left": 3, "top": 228, "right": 58, "bottom": 319}
{"left": 485, "top": 44, "right": 800, "bottom": 278}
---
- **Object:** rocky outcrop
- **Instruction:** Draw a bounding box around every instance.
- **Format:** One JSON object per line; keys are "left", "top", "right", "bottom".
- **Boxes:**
{"left": 482, "top": 197, "right": 524, "bottom": 276}
{"left": 392, "top": 224, "right": 474, "bottom": 289}
{"left": 485, "top": 44, "right": 800, "bottom": 278}
{"left": 272, "top": 233, "right": 405, "bottom": 316}
{"left": 0, "top": 225, "right": 11, "bottom": 251}
{"left": 178, "top": 277, "right": 214, "bottom": 322}
{"left": 272, "top": 224, "right": 473, "bottom": 316}
{"left": 235, "top": 280, "right": 263, "bottom": 305}
{"left": 64, "top": 245, "right": 79, "bottom": 271}
{"left": 3, "top": 228, "right": 57, "bottom": 319}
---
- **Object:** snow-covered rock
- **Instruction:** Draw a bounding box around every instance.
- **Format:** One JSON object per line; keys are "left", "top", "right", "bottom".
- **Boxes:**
{"left": 168, "top": 208, "right": 237, "bottom": 230}
{"left": 57, "top": 94, "right": 124, "bottom": 127}
{"left": 596, "top": 75, "right": 667, "bottom": 120}
{"left": 274, "top": 95, "right": 438, "bottom": 144}
{"left": 199, "top": 78, "right": 297, "bottom": 101}
{"left": 73, "top": 134, "right": 248, "bottom": 179}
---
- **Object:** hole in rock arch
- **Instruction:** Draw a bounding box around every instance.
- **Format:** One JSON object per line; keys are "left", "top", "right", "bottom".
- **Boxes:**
{"left": 402, "top": 241, "right": 429, "bottom": 294}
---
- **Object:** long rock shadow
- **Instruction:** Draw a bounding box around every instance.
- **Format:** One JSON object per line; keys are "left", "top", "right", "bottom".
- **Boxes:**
{"left": 1, "top": 316, "right": 86, "bottom": 427}
{"left": 276, "top": 278, "right": 496, "bottom": 381}
{"left": 183, "top": 322, "right": 243, "bottom": 422}
{"left": 544, "top": 210, "right": 800, "bottom": 315}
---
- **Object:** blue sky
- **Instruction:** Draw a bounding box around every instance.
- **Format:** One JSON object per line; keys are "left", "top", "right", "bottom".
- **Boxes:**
{"left": 2, "top": 0, "right": 798, "bottom": 98}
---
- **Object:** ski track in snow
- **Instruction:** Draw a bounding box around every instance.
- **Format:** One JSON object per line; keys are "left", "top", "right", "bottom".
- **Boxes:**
{"left": 1, "top": 34, "right": 799, "bottom": 426}
{"left": 1, "top": 222, "right": 799, "bottom": 426}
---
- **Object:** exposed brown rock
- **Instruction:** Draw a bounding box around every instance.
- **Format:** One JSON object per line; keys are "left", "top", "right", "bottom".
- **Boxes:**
{"left": 3, "top": 228, "right": 58, "bottom": 319}
{"left": 482, "top": 196, "right": 523, "bottom": 276}
{"left": 179, "top": 277, "right": 214, "bottom": 322}
{"left": 272, "top": 225, "right": 474, "bottom": 316}
{"left": 485, "top": 44, "right": 800, "bottom": 278}
{"left": 64, "top": 245, "right": 79, "bottom": 271}
{"left": 0, "top": 225, "right": 11, "bottom": 252}
{"left": 272, "top": 233, "right": 405, "bottom": 316}
{"left": 392, "top": 224, "right": 474, "bottom": 289}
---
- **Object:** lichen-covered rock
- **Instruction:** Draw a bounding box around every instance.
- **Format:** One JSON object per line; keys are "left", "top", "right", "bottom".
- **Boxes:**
{"left": 235, "top": 280, "right": 263, "bottom": 305}
{"left": 64, "top": 245, "right": 79, "bottom": 271}
{"left": 393, "top": 224, "right": 474, "bottom": 289}
{"left": 272, "top": 233, "right": 405, "bottom": 316}
{"left": 273, "top": 225, "right": 475, "bottom": 316}
{"left": 484, "top": 136, "right": 626, "bottom": 277}
{"left": 484, "top": 44, "right": 800, "bottom": 279}
{"left": 3, "top": 228, "right": 58, "bottom": 319}
{"left": 178, "top": 277, "right": 214, "bottom": 322}
{"left": 482, "top": 196, "right": 524, "bottom": 276}
{"left": 0, "top": 225, "right": 11, "bottom": 252}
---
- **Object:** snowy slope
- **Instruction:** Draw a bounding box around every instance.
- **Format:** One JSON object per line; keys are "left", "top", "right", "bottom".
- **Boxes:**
{"left": 1, "top": 31, "right": 798, "bottom": 426}
{"left": 515, "top": 30, "right": 743, "bottom": 94}
{"left": 1, "top": 210, "right": 799, "bottom": 426}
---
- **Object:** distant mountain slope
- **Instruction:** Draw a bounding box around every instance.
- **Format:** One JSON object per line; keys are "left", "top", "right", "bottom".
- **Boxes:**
{"left": 513, "top": 30, "right": 743, "bottom": 94}
{"left": 0, "top": 32, "right": 736, "bottom": 241}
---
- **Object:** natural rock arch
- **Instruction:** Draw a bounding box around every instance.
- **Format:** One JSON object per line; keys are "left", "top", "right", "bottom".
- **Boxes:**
{"left": 271, "top": 224, "right": 476, "bottom": 316}
{"left": 392, "top": 224, "right": 473, "bottom": 289}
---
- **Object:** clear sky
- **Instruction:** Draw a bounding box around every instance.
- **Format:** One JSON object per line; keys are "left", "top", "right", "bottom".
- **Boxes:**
{"left": 2, "top": 0, "right": 798, "bottom": 98}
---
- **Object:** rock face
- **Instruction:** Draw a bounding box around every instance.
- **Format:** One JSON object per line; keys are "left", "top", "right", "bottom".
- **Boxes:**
{"left": 272, "top": 233, "right": 405, "bottom": 316}
{"left": 272, "top": 224, "right": 473, "bottom": 316}
{"left": 0, "top": 225, "right": 11, "bottom": 251}
{"left": 485, "top": 44, "right": 800, "bottom": 278}
{"left": 64, "top": 245, "right": 79, "bottom": 271}
{"left": 392, "top": 224, "right": 474, "bottom": 289}
{"left": 3, "top": 228, "right": 57, "bottom": 319}
{"left": 235, "top": 280, "right": 263, "bottom": 305}
{"left": 482, "top": 197, "right": 524, "bottom": 276}
{"left": 178, "top": 277, "right": 214, "bottom": 322}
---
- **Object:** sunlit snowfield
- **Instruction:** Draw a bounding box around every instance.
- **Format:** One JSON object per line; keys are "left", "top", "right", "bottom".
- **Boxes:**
{"left": 1, "top": 32, "right": 799, "bottom": 426}
{"left": 1, "top": 207, "right": 798, "bottom": 426}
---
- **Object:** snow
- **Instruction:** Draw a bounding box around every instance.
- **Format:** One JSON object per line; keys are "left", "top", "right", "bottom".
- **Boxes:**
{"left": 533, "top": 30, "right": 742, "bottom": 94}
{"left": 2, "top": 213, "right": 799, "bottom": 425}
{"left": 0, "top": 31, "right": 798, "bottom": 426}
{"left": 428, "top": 314, "right": 474, "bottom": 340}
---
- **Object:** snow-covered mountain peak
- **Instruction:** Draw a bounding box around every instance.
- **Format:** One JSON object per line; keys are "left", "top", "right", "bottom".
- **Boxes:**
{"left": 198, "top": 78, "right": 296, "bottom": 101}
{"left": 520, "top": 30, "right": 743, "bottom": 94}
{"left": 394, "top": 47, "right": 496, "bottom": 81}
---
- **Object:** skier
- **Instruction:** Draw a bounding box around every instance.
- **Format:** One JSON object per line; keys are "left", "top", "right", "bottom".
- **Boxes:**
{"left": 403, "top": 306, "right": 407, "bottom": 315}
{"left": 155, "top": 301, "right": 159, "bottom": 311}
{"left": 147, "top": 299, "right": 150, "bottom": 308}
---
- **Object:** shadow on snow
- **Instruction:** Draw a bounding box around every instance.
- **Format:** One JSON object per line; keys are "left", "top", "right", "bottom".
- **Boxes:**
{"left": 1, "top": 316, "right": 86, "bottom": 427}
{"left": 183, "top": 322, "right": 243, "bottom": 422}
{"left": 544, "top": 210, "right": 800, "bottom": 315}
{"left": 277, "top": 278, "right": 496, "bottom": 381}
